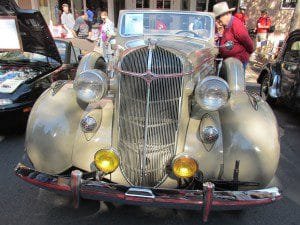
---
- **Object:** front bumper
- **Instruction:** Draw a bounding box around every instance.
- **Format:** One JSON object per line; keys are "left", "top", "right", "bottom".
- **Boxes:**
{"left": 15, "top": 164, "right": 282, "bottom": 222}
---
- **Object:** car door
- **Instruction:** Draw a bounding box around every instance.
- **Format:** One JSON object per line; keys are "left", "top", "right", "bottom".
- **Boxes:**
{"left": 280, "top": 35, "right": 300, "bottom": 99}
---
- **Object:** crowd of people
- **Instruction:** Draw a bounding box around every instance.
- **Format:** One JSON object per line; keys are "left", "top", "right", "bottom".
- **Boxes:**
{"left": 214, "top": 1, "right": 274, "bottom": 71}
{"left": 50, "top": 3, "right": 115, "bottom": 53}
{"left": 52, "top": 2, "right": 277, "bottom": 72}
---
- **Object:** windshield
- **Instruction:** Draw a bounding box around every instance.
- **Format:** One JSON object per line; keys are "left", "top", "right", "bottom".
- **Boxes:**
{"left": 0, "top": 51, "right": 58, "bottom": 64}
{"left": 120, "top": 11, "right": 214, "bottom": 40}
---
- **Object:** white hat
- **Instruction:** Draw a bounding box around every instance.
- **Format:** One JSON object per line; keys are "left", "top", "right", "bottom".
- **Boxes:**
{"left": 213, "top": 2, "right": 235, "bottom": 18}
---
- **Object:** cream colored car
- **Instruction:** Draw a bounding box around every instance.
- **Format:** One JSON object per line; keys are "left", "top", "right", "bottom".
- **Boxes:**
{"left": 16, "top": 10, "right": 281, "bottom": 222}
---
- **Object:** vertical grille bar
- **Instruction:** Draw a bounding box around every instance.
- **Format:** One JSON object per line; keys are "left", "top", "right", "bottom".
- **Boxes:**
{"left": 118, "top": 46, "right": 183, "bottom": 187}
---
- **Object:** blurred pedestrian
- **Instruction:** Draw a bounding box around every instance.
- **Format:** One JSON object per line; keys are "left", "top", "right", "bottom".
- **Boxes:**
{"left": 213, "top": 2, "right": 254, "bottom": 71}
{"left": 87, "top": 7, "right": 94, "bottom": 23}
{"left": 234, "top": 5, "right": 248, "bottom": 26}
{"left": 256, "top": 9, "right": 271, "bottom": 43}
{"left": 100, "top": 11, "right": 115, "bottom": 46}
{"left": 72, "top": 12, "right": 92, "bottom": 39}
{"left": 54, "top": 2, "right": 60, "bottom": 25}
{"left": 97, "top": 11, "right": 115, "bottom": 62}
{"left": 61, "top": 4, "right": 75, "bottom": 31}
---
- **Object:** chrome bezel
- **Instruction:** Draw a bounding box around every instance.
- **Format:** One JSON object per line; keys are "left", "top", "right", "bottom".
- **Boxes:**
{"left": 195, "top": 76, "right": 230, "bottom": 111}
{"left": 80, "top": 115, "right": 97, "bottom": 132}
{"left": 73, "top": 69, "right": 108, "bottom": 103}
{"left": 200, "top": 125, "right": 219, "bottom": 144}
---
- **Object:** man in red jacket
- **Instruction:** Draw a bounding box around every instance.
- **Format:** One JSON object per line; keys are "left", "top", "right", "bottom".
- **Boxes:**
{"left": 213, "top": 2, "right": 254, "bottom": 71}
{"left": 256, "top": 9, "right": 271, "bottom": 42}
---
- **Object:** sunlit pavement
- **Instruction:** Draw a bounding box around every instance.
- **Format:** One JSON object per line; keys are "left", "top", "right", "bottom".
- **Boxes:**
{"left": 0, "top": 85, "right": 299, "bottom": 225}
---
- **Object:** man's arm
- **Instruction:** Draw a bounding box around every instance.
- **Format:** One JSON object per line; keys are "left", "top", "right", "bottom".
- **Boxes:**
{"left": 234, "top": 21, "right": 254, "bottom": 54}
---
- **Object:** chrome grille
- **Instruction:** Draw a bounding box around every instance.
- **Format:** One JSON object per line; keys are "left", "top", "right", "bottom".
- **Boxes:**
{"left": 118, "top": 46, "right": 183, "bottom": 187}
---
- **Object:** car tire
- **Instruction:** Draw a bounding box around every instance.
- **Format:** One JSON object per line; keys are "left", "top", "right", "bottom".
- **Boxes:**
{"left": 260, "top": 75, "right": 277, "bottom": 106}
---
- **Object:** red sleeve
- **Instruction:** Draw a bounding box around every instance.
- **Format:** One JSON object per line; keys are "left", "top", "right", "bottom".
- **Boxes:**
{"left": 233, "top": 20, "right": 254, "bottom": 54}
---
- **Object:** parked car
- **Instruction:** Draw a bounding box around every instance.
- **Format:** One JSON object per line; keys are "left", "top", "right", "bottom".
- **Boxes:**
{"left": 16, "top": 10, "right": 281, "bottom": 222}
{"left": 0, "top": 1, "right": 80, "bottom": 132}
{"left": 257, "top": 29, "right": 300, "bottom": 109}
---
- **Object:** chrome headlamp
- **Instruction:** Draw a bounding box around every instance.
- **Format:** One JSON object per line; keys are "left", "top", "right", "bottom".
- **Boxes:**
{"left": 195, "top": 76, "right": 230, "bottom": 111}
{"left": 73, "top": 69, "right": 108, "bottom": 103}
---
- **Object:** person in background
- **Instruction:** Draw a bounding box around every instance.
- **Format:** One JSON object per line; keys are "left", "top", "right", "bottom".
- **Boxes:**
{"left": 256, "top": 9, "right": 271, "bottom": 43}
{"left": 98, "top": 11, "right": 115, "bottom": 62}
{"left": 213, "top": 2, "right": 254, "bottom": 71}
{"left": 234, "top": 5, "right": 248, "bottom": 26}
{"left": 72, "top": 12, "right": 92, "bottom": 39}
{"left": 61, "top": 4, "right": 75, "bottom": 31}
{"left": 100, "top": 11, "right": 115, "bottom": 46}
{"left": 87, "top": 7, "right": 94, "bottom": 23}
{"left": 54, "top": 2, "right": 60, "bottom": 25}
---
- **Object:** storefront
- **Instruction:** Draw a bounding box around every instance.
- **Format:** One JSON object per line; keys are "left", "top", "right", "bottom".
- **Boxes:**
{"left": 18, "top": 0, "right": 296, "bottom": 34}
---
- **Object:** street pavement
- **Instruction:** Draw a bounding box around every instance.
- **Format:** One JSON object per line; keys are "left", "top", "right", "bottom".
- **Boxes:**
{"left": 0, "top": 85, "right": 300, "bottom": 225}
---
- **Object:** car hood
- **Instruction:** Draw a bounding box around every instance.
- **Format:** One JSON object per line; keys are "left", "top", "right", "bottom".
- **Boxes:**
{"left": 0, "top": 0, "right": 62, "bottom": 64}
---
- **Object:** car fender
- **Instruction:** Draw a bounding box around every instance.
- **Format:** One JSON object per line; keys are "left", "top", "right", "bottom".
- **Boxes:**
{"left": 26, "top": 82, "right": 86, "bottom": 174}
{"left": 219, "top": 93, "right": 280, "bottom": 188}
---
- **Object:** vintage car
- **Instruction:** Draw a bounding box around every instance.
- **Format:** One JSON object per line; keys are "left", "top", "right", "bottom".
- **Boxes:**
{"left": 15, "top": 10, "right": 281, "bottom": 222}
{"left": 0, "top": 1, "right": 80, "bottom": 132}
{"left": 257, "top": 29, "right": 300, "bottom": 109}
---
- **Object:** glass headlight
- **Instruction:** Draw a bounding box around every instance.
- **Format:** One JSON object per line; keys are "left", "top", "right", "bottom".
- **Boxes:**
{"left": 73, "top": 69, "right": 108, "bottom": 103}
{"left": 195, "top": 76, "right": 230, "bottom": 111}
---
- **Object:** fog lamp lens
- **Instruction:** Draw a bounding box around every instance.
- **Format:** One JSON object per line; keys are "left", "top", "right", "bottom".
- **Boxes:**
{"left": 173, "top": 157, "right": 198, "bottom": 178}
{"left": 94, "top": 150, "right": 119, "bottom": 173}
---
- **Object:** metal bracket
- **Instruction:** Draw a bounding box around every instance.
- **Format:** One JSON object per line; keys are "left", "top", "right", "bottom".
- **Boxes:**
{"left": 71, "top": 170, "right": 83, "bottom": 209}
{"left": 202, "top": 182, "right": 215, "bottom": 222}
{"left": 125, "top": 187, "right": 155, "bottom": 199}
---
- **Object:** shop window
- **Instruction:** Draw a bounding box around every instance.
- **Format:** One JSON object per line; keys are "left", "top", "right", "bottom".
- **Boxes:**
{"left": 196, "top": 0, "right": 207, "bottom": 11}
{"left": 136, "top": 0, "right": 149, "bottom": 8}
{"left": 157, "top": 0, "right": 171, "bottom": 9}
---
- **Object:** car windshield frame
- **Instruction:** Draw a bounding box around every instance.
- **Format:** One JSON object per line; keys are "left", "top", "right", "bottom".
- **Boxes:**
{"left": 118, "top": 10, "right": 215, "bottom": 41}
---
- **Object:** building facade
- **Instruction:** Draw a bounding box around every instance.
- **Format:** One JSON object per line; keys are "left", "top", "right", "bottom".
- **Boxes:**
{"left": 16, "top": 0, "right": 297, "bottom": 33}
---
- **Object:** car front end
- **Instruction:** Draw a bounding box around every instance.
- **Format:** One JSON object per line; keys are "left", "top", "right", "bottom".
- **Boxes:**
{"left": 15, "top": 10, "right": 281, "bottom": 222}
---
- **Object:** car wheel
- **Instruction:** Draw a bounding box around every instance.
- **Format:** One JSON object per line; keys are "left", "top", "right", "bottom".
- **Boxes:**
{"left": 260, "top": 75, "right": 276, "bottom": 105}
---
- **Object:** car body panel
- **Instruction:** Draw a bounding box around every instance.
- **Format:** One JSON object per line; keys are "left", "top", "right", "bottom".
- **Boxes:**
{"left": 26, "top": 83, "right": 85, "bottom": 173}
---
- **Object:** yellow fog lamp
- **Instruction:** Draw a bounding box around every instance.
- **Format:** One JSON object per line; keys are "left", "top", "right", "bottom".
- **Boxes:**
{"left": 172, "top": 156, "right": 198, "bottom": 179}
{"left": 94, "top": 149, "right": 119, "bottom": 173}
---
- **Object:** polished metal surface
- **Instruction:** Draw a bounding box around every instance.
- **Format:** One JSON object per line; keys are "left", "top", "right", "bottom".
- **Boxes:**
{"left": 80, "top": 116, "right": 97, "bottom": 132}
{"left": 118, "top": 46, "right": 183, "bottom": 186}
